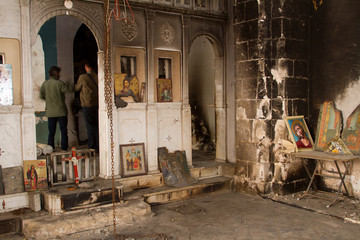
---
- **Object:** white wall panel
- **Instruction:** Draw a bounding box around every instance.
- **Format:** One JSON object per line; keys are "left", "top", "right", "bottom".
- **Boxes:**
{"left": 0, "top": 106, "right": 22, "bottom": 168}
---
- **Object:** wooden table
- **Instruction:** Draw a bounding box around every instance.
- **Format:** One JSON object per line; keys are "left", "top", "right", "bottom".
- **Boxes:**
{"left": 291, "top": 151, "right": 360, "bottom": 208}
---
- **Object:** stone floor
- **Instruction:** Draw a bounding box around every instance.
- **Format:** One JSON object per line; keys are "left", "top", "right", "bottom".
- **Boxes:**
{"left": 2, "top": 150, "right": 360, "bottom": 239}
{"left": 3, "top": 190, "right": 360, "bottom": 240}
{"left": 266, "top": 190, "right": 360, "bottom": 224}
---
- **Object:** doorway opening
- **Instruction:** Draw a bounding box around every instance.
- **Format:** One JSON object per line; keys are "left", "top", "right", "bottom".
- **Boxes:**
{"left": 33, "top": 16, "right": 98, "bottom": 150}
{"left": 189, "top": 36, "right": 216, "bottom": 163}
{"left": 73, "top": 24, "right": 98, "bottom": 146}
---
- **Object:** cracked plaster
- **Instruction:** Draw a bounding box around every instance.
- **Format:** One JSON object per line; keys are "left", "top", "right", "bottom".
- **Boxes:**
{"left": 271, "top": 59, "right": 288, "bottom": 85}
{"left": 335, "top": 77, "right": 360, "bottom": 121}
{"left": 256, "top": 96, "right": 270, "bottom": 119}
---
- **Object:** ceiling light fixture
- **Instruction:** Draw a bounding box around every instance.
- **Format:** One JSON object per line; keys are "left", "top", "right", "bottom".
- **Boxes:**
{"left": 64, "top": 0, "right": 73, "bottom": 9}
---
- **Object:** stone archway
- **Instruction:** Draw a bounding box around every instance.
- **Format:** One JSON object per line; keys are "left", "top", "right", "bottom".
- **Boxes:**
{"left": 189, "top": 33, "right": 226, "bottom": 161}
{"left": 29, "top": 0, "right": 106, "bottom": 150}
{"left": 30, "top": 0, "right": 104, "bottom": 50}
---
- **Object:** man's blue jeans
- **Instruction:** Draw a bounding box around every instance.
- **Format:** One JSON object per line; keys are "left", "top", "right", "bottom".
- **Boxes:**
{"left": 48, "top": 116, "right": 68, "bottom": 150}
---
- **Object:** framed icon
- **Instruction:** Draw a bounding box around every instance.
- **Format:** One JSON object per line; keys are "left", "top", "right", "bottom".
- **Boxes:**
{"left": 119, "top": 143, "right": 147, "bottom": 177}
{"left": 157, "top": 78, "right": 172, "bottom": 102}
{"left": 285, "top": 116, "right": 314, "bottom": 152}
{"left": 23, "top": 160, "right": 48, "bottom": 191}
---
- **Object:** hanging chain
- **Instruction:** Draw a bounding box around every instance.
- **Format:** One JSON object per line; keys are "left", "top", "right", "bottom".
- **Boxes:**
{"left": 104, "top": 1, "right": 170, "bottom": 239}
{"left": 103, "top": 0, "right": 117, "bottom": 237}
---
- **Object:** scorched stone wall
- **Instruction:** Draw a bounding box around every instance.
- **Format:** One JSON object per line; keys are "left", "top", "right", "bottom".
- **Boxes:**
{"left": 233, "top": 0, "right": 310, "bottom": 194}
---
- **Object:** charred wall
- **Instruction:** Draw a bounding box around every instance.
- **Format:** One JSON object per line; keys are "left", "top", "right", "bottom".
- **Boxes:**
{"left": 310, "top": 1, "right": 360, "bottom": 197}
{"left": 233, "top": 0, "right": 310, "bottom": 194}
{"left": 310, "top": 1, "right": 360, "bottom": 128}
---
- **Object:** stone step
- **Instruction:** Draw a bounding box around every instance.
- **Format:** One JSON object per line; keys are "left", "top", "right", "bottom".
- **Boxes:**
{"left": 124, "top": 176, "right": 233, "bottom": 205}
{"left": 21, "top": 176, "right": 232, "bottom": 239}
{"left": 118, "top": 162, "right": 235, "bottom": 192}
{"left": 145, "top": 176, "right": 232, "bottom": 204}
{"left": 0, "top": 218, "right": 22, "bottom": 237}
{"left": 1, "top": 161, "right": 235, "bottom": 238}
{"left": 22, "top": 198, "right": 152, "bottom": 239}
{"left": 42, "top": 181, "right": 124, "bottom": 215}
{"left": 41, "top": 162, "right": 234, "bottom": 214}
{"left": 1, "top": 174, "right": 233, "bottom": 239}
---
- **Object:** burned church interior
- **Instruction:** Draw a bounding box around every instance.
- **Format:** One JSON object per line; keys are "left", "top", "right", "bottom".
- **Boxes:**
{"left": 1, "top": 0, "right": 360, "bottom": 239}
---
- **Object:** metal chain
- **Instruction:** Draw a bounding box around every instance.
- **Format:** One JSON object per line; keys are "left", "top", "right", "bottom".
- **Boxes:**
{"left": 104, "top": 1, "right": 170, "bottom": 239}
{"left": 103, "top": 0, "right": 117, "bottom": 237}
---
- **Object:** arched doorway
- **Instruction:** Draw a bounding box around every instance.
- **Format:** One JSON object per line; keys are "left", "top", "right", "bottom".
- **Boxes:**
{"left": 73, "top": 24, "right": 99, "bottom": 146}
{"left": 189, "top": 35, "right": 226, "bottom": 162}
{"left": 33, "top": 16, "right": 98, "bottom": 149}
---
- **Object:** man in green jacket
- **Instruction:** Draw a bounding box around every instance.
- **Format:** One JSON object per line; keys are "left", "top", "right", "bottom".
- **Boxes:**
{"left": 40, "top": 66, "right": 73, "bottom": 151}
{"left": 75, "top": 61, "right": 99, "bottom": 151}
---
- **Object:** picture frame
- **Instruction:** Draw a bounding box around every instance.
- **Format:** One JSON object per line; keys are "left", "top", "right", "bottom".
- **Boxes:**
{"left": 114, "top": 73, "right": 140, "bottom": 103}
{"left": 341, "top": 105, "right": 360, "bottom": 155}
{"left": 157, "top": 78, "right": 172, "bottom": 102}
{"left": 140, "top": 82, "right": 146, "bottom": 102}
{"left": 285, "top": 116, "right": 314, "bottom": 152}
{"left": 23, "top": 160, "right": 48, "bottom": 191}
{"left": 314, "top": 101, "right": 342, "bottom": 151}
{"left": 323, "top": 135, "right": 352, "bottom": 155}
{"left": 120, "top": 143, "right": 147, "bottom": 177}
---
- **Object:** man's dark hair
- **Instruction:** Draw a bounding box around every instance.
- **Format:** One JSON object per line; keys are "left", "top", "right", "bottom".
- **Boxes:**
{"left": 84, "top": 60, "right": 93, "bottom": 69}
{"left": 49, "top": 66, "right": 61, "bottom": 77}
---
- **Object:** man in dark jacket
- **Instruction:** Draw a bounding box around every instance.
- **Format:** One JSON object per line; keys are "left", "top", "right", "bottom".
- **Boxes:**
{"left": 40, "top": 66, "right": 73, "bottom": 151}
{"left": 75, "top": 61, "right": 99, "bottom": 151}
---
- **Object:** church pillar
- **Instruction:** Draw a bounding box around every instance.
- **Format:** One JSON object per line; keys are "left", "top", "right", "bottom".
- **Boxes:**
{"left": 181, "top": 16, "right": 192, "bottom": 166}
{"left": 145, "top": 10, "right": 159, "bottom": 173}
{"left": 181, "top": 16, "right": 190, "bottom": 105}
{"left": 214, "top": 57, "right": 226, "bottom": 162}
{"left": 98, "top": 50, "right": 108, "bottom": 177}
{"left": 20, "top": 0, "right": 37, "bottom": 160}
{"left": 182, "top": 104, "right": 192, "bottom": 166}
{"left": 146, "top": 10, "right": 156, "bottom": 105}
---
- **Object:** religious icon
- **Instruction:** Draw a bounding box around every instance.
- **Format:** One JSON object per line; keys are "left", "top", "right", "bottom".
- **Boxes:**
{"left": 341, "top": 104, "right": 360, "bottom": 155}
{"left": 120, "top": 143, "right": 147, "bottom": 177}
{"left": 285, "top": 116, "right": 314, "bottom": 152}
{"left": 114, "top": 73, "right": 140, "bottom": 104}
{"left": 323, "top": 135, "right": 352, "bottom": 155}
{"left": 27, "top": 165, "right": 38, "bottom": 190}
{"left": 23, "top": 160, "right": 48, "bottom": 191}
{"left": 157, "top": 147, "right": 196, "bottom": 187}
{"left": 157, "top": 78, "right": 172, "bottom": 102}
{"left": 314, "top": 101, "right": 342, "bottom": 151}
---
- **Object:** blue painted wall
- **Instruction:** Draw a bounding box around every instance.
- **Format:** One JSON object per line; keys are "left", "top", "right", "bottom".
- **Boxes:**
{"left": 39, "top": 17, "right": 57, "bottom": 80}
{"left": 37, "top": 17, "right": 60, "bottom": 146}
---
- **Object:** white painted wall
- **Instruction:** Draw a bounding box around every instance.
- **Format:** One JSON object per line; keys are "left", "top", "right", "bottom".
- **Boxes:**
{"left": 0, "top": 106, "right": 23, "bottom": 168}
{"left": 0, "top": 1, "right": 22, "bottom": 168}
{"left": 0, "top": 0, "right": 21, "bottom": 39}
{"left": 334, "top": 78, "right": 360, "bottom": 121}
{"left": 32, "top": 35, "right": 46, "bottom": 111}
